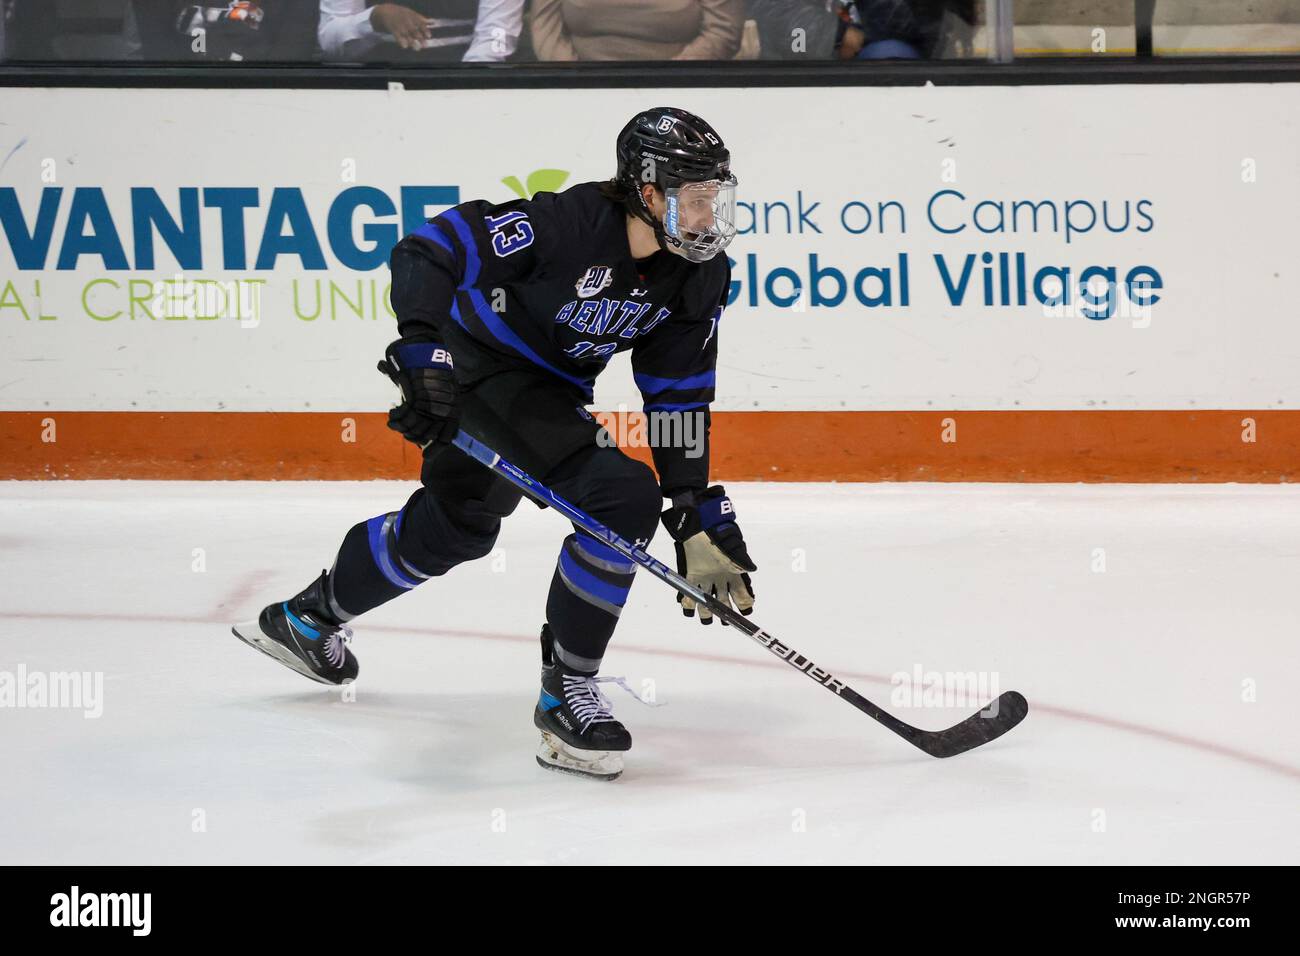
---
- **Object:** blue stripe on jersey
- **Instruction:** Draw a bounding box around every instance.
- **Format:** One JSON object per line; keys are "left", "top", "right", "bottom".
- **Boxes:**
{"left": 633, "top": 369, "right": 716, "bottom": 398}
{"left": 558, "top": 548, "right": 632, "bottom": 609}
{"left": 439, "top": 209, "right": 593, "bottom": 397}
{"left": 413, "top": 220, "right": 456, "bottom": 258}
{"left": 644, "top": 401, "right": 709, "bottom": 413}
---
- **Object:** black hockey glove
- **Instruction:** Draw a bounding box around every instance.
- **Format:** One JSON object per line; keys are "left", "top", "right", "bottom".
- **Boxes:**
{"left": 661, "top": 485, "right": 757, "bottom": 626}
{"left": 376, "top": 335, "right": 459, "bottom": 453}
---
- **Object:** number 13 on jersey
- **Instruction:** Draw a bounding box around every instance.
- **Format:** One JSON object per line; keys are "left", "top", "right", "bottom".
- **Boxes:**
{"left": 486, "top": 210, "right": 535, "bottom": 258}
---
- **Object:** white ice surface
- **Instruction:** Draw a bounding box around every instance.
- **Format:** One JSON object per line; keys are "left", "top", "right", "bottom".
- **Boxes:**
{"left": 1, "top": 481, "right": 1297, "bottom": 865}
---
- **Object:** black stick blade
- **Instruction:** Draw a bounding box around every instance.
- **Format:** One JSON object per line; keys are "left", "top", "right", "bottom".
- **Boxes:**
{"left": 908, "top": 691, "right": 1029, "bottom": 759}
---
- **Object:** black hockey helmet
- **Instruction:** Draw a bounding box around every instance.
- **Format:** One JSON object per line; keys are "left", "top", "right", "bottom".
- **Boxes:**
{"left": 614, "top": 107, "right": 738, "bottom": 262}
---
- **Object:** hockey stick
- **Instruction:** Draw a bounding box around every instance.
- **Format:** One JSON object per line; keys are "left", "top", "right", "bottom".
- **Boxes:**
{"left": 450, "top": 430, "right": 1028, "bottom": 758}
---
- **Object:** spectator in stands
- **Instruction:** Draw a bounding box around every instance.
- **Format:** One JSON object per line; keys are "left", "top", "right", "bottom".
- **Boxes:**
{"left": 132, "top": 1, "right": 319, "bottom": 61}
{"left": 744, "top": 0, "right": 838, "bottom": 60}
{"left": 836, "top": 0, "right": 973, "bottom": 60}
{"left": 531, "top": 0, "right": 743, "bottom": 61}
{"left": 3, "top": 0, "right": 60, "bottom": 60}
{"left": 319, "top": 0, "right": 524, "bottom": 61}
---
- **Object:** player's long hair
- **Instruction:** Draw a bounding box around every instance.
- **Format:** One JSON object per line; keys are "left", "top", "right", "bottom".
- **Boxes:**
{"left": 598, "top": 179, "right": 631, "bottom": 205}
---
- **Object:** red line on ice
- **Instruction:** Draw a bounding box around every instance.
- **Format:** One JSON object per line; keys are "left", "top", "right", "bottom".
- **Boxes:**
{"left": 8, "top": 609, "right": 1298, "bottom": 783}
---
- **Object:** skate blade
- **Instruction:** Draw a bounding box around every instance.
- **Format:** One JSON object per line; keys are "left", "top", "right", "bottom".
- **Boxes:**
{"left": 231, "top": 621, "right": 344, "bottom": 687}
{"left": 535, "top": 731, "right": 624, "bottom": 781}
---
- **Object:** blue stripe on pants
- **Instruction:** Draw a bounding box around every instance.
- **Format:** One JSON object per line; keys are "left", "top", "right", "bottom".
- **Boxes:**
{"left": 366, "top": 513, "right": 422, "bottom": 590}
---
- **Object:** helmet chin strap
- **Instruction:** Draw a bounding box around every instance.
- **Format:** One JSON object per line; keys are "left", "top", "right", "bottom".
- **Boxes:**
{"left": 656, "top": 228, "right": 688, "bottom": 258}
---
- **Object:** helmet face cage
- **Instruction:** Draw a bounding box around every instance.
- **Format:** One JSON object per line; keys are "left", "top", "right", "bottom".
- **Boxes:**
{"left": 662, "top": 176, "right": 738, "bottom": 263}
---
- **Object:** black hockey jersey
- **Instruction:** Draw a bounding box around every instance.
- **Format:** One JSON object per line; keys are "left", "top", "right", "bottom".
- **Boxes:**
{"left": 388, "top": 181, "right": 731, "bottom": 495}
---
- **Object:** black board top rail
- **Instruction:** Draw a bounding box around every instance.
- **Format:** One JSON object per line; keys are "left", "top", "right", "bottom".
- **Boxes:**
{"left": 1, "top": 55, "right": 1297, "bottom": 90}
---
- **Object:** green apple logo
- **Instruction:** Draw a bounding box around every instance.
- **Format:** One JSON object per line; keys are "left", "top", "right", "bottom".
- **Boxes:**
{"left": 502, "top": 169, "right": 570, "bottom": 200}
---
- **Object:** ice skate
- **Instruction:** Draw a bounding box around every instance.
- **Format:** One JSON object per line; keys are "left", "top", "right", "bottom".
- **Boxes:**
{"left": 533, "top": 625, "right": 634, "bottom": 781}
{"left": 232, "top": 572, "right": 358, "bottom": 686}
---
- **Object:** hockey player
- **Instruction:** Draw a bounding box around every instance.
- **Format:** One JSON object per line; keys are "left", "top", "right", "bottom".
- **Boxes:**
{"left": 233, "top": 107, "right": 757, "bottom": 780}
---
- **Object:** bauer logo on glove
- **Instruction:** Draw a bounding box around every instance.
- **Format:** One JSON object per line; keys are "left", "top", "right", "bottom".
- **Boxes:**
{"left": 660, "top": 485, "right": 757, "bottom": 626}
{"left": 376, "top": 335, "right": 461, "bottom": 455}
